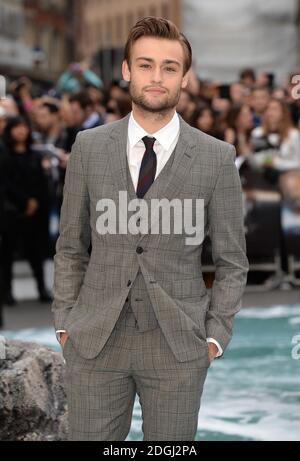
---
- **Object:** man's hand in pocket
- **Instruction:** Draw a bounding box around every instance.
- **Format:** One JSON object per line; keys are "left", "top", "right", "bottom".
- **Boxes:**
{"left": 207, "top": 342, "right": 218, "bottom": 363}
{"left": 59, "top": 332, "right": 69, "bottom": 349}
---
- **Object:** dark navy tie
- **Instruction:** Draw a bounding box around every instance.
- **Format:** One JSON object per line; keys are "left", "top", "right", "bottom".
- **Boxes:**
{"left": 136, "top": 136, "right": 157, "bottom": 198}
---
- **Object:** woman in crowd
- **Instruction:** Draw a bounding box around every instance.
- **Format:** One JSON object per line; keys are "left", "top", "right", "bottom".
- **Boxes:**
{"left": 251, "top": 98, "right": 300, "bottom": 171}
{"left": 2, "top": 116, "right": 52, "bottom": 305}
{"left": 191, "top": 103, "right": 219, "bottom": 137}
{"left": 222, "top": 103, "right": 254, "bottom": 156}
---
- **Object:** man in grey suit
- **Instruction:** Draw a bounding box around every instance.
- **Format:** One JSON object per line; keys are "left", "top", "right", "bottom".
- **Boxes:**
{"left": 52, "top": 16, "right": 249, "bottom": 441}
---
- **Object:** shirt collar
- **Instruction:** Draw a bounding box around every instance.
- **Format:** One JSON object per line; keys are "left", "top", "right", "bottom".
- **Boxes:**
{"left": 128, "top": 110, "right": 180, "bottom": 151}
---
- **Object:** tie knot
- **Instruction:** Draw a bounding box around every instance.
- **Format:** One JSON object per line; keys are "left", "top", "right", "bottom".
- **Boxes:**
{"left": 142, "top": 135, "right": 156, "bottom": 150}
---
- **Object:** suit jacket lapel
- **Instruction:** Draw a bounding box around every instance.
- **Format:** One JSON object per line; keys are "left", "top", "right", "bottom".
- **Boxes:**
{"left": 107, "top": 112, "right": 131, "bottom": 198}
{"left": 137, "top": 115, "right": 198, "bottom": 240}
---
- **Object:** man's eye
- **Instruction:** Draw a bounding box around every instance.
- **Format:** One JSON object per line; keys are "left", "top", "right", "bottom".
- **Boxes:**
{"left": 139, "top": 65, "right": 176, "bottom": 72}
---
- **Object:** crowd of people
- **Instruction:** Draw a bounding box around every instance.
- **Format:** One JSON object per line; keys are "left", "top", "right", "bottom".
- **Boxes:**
{"left": 0, "top": 64, "right": 300, "bottom": 321}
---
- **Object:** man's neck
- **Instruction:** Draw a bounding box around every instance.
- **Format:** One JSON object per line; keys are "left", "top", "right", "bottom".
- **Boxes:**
{"left": 132, "top": 105, "right": 176, "bottom": 134}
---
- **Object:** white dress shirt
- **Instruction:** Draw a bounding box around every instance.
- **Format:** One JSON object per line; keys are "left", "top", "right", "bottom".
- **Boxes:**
{"left": 127, "top": 109, "right": 180, "bottom": 189}
{"left": 57, "top": 110, "right": 223, "bottom": 359}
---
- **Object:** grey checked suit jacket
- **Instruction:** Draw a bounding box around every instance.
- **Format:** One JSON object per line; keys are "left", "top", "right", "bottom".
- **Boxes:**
{"left": 52, "top": 112, "right": 249, "bottom": 362}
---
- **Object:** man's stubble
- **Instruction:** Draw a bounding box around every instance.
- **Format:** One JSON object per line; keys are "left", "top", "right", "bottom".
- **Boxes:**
{"left": 128, "top": 80, "right": 181, "bottom": 117}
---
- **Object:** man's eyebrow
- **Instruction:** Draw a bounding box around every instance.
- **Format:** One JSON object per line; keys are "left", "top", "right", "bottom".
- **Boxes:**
{"left": 136, "top": 57, "right": 181, "bottom": 67}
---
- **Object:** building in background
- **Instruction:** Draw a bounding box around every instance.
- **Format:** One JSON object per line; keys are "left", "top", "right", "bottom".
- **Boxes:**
{"left": 0, "top": 0, "right": 32, "bottom": 74}
{"left": 24, "top": 0, "right": 74, "bottom": 81}
{"left": 0, "top": 0, "right": 74, "bottom": 84}
{"left": 73, "top": 0, "right": 181, "bottom": 85}
{"left": 1, "top": 0, "right": 299, "bottom": 88}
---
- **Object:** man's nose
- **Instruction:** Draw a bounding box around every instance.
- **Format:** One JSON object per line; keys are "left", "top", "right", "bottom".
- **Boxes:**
{"left": 151, "top": 67, "right": 163, "bottom": 82}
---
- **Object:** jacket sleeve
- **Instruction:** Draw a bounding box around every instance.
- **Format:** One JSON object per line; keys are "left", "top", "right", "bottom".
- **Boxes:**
{"left": 205, "top": 145, "right": 249, "bottom": 354}
{"left": 51, "top": 131, "right": 91, "bottom": 330}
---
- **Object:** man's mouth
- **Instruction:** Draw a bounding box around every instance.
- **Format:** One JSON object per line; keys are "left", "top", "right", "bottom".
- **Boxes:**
{"left": 146, "top": 88, "right": 166, "bottom": 94}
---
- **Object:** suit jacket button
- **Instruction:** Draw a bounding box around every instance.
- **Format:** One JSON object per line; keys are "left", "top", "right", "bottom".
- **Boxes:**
{"left": 136, "top": 246, "right": 143, "bottom": 254}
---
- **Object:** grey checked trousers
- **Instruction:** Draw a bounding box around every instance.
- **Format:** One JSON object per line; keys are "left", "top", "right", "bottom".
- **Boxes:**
{"left": 62, "top": 300, "right": 209, "bottom": 441}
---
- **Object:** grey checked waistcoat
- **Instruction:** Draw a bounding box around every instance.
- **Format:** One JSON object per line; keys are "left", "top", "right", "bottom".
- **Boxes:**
{"left": 125, "top": 143, "right": 176, "bottom": 332}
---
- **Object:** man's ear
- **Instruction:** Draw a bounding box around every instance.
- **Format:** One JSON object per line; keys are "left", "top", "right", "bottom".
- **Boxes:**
{"left": 122, "top": 60, "right": 131, "bottom": 82}
{"left": 181, "top": 70, "right": 190, "bottom": 89}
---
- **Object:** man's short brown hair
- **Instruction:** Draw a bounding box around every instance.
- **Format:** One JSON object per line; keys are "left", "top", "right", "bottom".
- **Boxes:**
{"left": 124, "top": 16, "right": 192, "bottom": 76}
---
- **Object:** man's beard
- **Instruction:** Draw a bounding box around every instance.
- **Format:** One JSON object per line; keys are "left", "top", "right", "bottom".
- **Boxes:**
{"left": 128, "top": 81, "right": 181, "bottom": 114}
